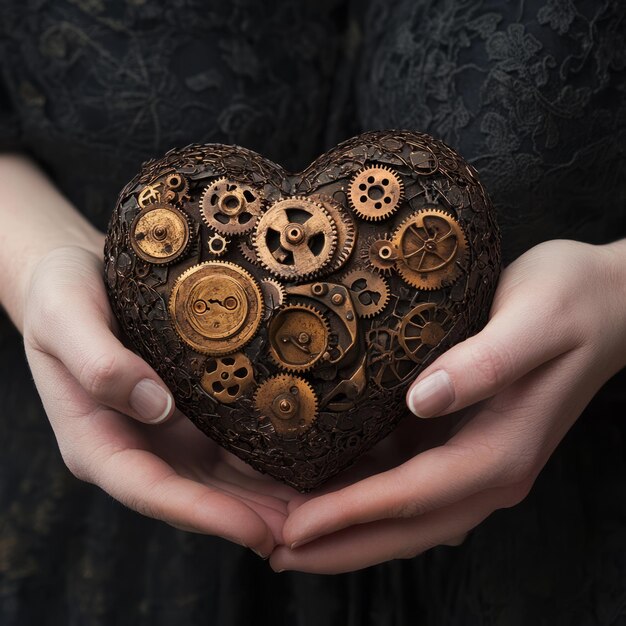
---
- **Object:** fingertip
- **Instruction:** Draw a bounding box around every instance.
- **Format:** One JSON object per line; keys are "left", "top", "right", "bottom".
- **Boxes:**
{"left": 406, "top": 369, "right": 455, "bottom": 418}
{"left": 128, "top": 378, "right": 175, "bottom": 424}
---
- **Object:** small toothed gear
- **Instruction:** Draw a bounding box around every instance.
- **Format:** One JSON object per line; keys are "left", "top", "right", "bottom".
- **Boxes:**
{"left": 311, "top": 194, "right": 356, "bottom": 273}
{"left": 361, "top": 234, "right": 398, "bottom": 275}
{"left": 267, "top": 303, "right": 331, "bottom": 372}
{"left": 168, "top": 261, "right": 263, "bottom": 355}
{"left": 341, "top": 269, "right": 390, "bottom": 318}
{"left": 260, "top": 278, "right": 286, "bottom": 317}
{"left": 161, "top": 172, "right": 190, "bottom": 204}
{"left": 200, "top": 352, "right": 255, "bottom": 403}
{"left": 207, "top": 232, "right": 229, "bottom": 257}
{"left": 347, "top": 165, "right": 404, "bottom": 221}
{"left": 200, "top": 177, "right": 264, "bottom": 235}
{"left": 253, "top": 196, "right": 337, "bottom": 280}
{"left": 130, "top": 203, "right": 192, "bottom": 265}
{"left": 137, "top": 183, "right": 162, "bottom": 208}
{"left": 254, "top": 374, "right": 318, "bottom": 437}
{"left": 238, "top": 236, "right": 259, "bottom": 264}
{"left": 392, "top": 208, "right": 469, "bottom": 290}
{"left": 398, "top": 303, "right": 455, "bottom": 363}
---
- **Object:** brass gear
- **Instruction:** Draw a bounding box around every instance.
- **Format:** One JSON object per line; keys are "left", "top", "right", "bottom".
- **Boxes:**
{"left": 267, "top": 303, "right": 331, "bottom": 372}
{"left": 207, "top": 232, "right": 229, "bottom": 257}
{"left": 130, "top": 203, "right": 191, "bottom": 264}
{"left": 341, "top": 269, "right": 390, "bottom": 319}
{"left": 137, "top": 183, "right": 162, "bottom": 208}
{"left": 361, "top": 234, "right": 399, "bottom": 275}
{"left": 311, "top": 193, "right": 356, "bottom": 273}
{"left": 200, "top": 352, "right": 255, "bottom": 403}
{"left": 398, "top": 303, "right": 455, "bottom": 363}
{"left": 238, "top": 236, "right": 259, "bottom": 264}
{"left": 347, "top": 165, "right": 404, "bottom": 221}
{"left": 260, "top": 278, "right": 286, "bottom": 318}
{"left": 200, "top": 177, "right": 264, "bottom": 235}
{"left": 254, "top": 374, "right": 318, "bottom": 437}
{"left": 168, "top": 261, "right": 263, "bottom": 355}
{"left": 253, "top": 196, "right": 337, "bottom": 280}
{"left": 137, "top": 172, "right": 190, "bottom": 208}
{"left": 392, "top": 208, "right": 469, "bottom": 290}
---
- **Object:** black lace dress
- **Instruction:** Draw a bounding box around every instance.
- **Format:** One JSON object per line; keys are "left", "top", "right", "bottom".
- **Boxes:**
{"left": 1, "top": 1, "right": 625, "bottom": 624}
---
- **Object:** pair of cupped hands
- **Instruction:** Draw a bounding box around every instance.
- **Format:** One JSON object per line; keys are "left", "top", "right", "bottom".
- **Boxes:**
{"left": 22, "top": 235, "right": 626, "bottom": 574}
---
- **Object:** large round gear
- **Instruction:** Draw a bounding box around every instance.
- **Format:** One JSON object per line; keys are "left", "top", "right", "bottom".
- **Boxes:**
{"left": 168, "top": 261, "right": 263, "bottom": 355}
{"left": 130, "top": 203, "right": 191, "bottom": 264}
{"left": 361, "top": 234, "right": 399, "bottom": 275}
{"left": 347, "top": 165, "right": 404, "bottom": 221}
{"left": 312, "top": 194, "right": 356, "bottom": 273}
{"left": 254, "top": 374, "right": 318, "bottom": 437}
{"left": 267, "top": 303, "right": 330, "bottom": 372}
{"left": 392, "top": 208, "right": 469, "bottom": 290}
{"left": 398, "top": 303, "right": 455, "bottom": 363}
{"left": 200, "top": 352, "right": 255, "bottom": 403}
{"left": 200, "top": 177, "right": 264, "bottom": 235}
{"left": 253, "top": 196, "right": 337, "bottom": 280}
{"left": 341, "top": 269, "right": 390, "bottom": 319}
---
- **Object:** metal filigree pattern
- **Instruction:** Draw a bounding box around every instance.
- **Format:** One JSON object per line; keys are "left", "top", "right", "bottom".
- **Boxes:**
{"left": 104, "top": 130, "right": 501, "bottom": 491}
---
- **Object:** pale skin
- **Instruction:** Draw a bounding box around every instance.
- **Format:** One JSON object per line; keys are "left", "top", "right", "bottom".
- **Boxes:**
{"left": 2, "top": 153, "right": 626, "bottom": 573}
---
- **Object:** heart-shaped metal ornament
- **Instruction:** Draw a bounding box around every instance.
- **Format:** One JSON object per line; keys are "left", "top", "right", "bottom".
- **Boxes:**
{"left": 104, "top": 130, "right": 501, "bottom": 491}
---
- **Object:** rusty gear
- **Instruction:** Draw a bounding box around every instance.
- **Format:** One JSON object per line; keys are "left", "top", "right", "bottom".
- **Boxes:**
{"left": 268, "top": 303, "right": 330, "bottom": 372}
{"left": 312, "top": 194, "right": 356, "bottom": 273}
{"left": 253, "top": 196, "right": 337, "bottom": 280}
{"left": 347, "top": 165, "right": 404, "bottom": 221}
{"left": 207, "top": 232, "right": 229, "bottom": 256}
{"left": 201, "top": 352, "right": 255, "bottom": 403}
{"left": 260, "top": 278, "right": 286, "bottom": 319}
{"left": 392, "top": 208, "right": 468, "bottom": 290}
{"left": 137, "top": 173, "right": 190, "bottom": 208}
{"left": 130, "top": 203, "right": 191, "bottom": 264}
{"left": 362, "top": 234, "right": 399, "bottom": 275}
{"left": 398, "top": 303, "right": 455, "bottom": 363}
{"left": 254, "top": 374, "right": 318, "bottom": 437}
{"left": 238, "top": 236, "right": 259, "bottom": 264}
{"left": 366, "top": 327, "right": 420, "bottom": 389}
{"left": 341, "top": 269, "right": 390, "bottom": 318}
{"left": 168, "top": 261, "right": 263, "bottom": 355}
{"left": 200, "top": 177, "right": 264, "bottom": 235}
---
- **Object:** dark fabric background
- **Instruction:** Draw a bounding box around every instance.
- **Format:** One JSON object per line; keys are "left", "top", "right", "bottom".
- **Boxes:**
{"left": 1, "top": 1, "right": 625, "bottom": 624}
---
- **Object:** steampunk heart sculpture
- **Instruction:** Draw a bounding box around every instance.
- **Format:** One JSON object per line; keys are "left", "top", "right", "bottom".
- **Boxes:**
{"left": 103, "top": 130, "right": 501, "bottom": 491}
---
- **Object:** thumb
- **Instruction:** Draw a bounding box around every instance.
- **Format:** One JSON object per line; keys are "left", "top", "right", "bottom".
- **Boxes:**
{"left": 405, "top": 300, "right": 576, "bottom": 418}
{"left": 31, "top": 290, "right": 175, "bottom": 425}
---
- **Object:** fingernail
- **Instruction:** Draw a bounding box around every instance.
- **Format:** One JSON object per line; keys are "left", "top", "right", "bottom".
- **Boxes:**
{"left": 129, "top": 379, "right": 172, "bottom": 423}
{"left": 407, "top": 370, "right": 454, "bottom": 418}
{"left": 274, "top": 569, "right": 285, "bottom": 573}
{"left": 252, "top": 548, "right": 269, "bottom": 560}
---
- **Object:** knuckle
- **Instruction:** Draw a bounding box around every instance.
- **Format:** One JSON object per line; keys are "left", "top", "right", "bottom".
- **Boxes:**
{"left": 80, "top": 352, "right": 118, "bottom": 399}
{"left": 469, "top": 340, "right": 510, "bottom": 390}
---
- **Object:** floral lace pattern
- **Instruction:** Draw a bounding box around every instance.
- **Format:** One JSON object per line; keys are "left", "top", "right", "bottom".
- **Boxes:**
{"left": 355, "top": 0, "right": 626, "bottom": 262}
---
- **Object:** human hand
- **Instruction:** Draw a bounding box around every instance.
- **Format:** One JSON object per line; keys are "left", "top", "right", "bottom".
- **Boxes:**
{"left": 270, "top": 239, "right": 626, "bottom": 573}
{"left": 23, "top": 244, "right": 296, "bottom": 557}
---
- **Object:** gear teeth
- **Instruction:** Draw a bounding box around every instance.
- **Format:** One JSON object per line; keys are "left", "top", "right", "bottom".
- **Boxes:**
{"left": 200, "top": 176, "right": 264, "bottom": 236}
{"left": 392, "top": 208, "right": 469, "bottom": 291}
{"left": 206, "top": 232, "right": 230, "bottom": 257}
{"left": 238, "top": 236, "right": 259, "bottom": 264}
{"left": 260, "top": 278, "right": 287, "bottom": 314}
{"left": 253, "top": 196, "right": 338, "bottom": 281}
{"left": 341, "top": 269, "right": 390, "bottom": 318}
{"left": 347, "top": 165, "right": 404, "bottom": 222}
{"left": 254, "top": 373, "right": 318, "bottom": 437}
{"left": 361, "top": 233, "right": 398, "bottom": 276}
{"left": 267, "top": 302, "right": 331, "bottom": 372}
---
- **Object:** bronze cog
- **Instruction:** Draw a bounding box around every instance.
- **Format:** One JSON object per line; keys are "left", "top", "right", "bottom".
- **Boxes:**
{"left": 362, "top": 234, "right": 399, "bottom": 275}
{"left": 200, "top": 352, "right": 255, "bottom": 403}
{"left": 130, "top": 203, "right": 191, "bottom": 265}
{"left": 311, "top": 193, "right": 356, "bottom": 273}
{"left": 207, "top": 232, "right": 229, "bottom": 257}
{"left": 137, "top": 172, "right": 190, "bottom": 208}
{"left": 238, "top": 236, "right": 259, "bottom": 264}
{"left": 168, "top": 261, "right": 263, "bottom": 356}
{"left": 200, "top": 177, "right": 264, "bottom": 235}
{"left": 347, "top": 165, "right": 404, "bottom": 221}
{"left": 254, "top": 374, "right": 318, "bottom": 437}
{"left": 398, "top": 303, "right": 455, "bottom": 363}
{"left": 341, "top": 269, "right": 390, "bottom": 319}
{"left": 253, "top": 196, "right": 337, "bottom": 280}
{"left": 260, "top": 278, "right": 286, "bottom": 320}
{"left": 267, "top": 303, "right": 330, "bottom": 372}
{"left": 392, "top": 208, "right": 469, "bottom": 290}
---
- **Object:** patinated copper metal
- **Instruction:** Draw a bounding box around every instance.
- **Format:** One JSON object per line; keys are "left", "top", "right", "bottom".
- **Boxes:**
{"left": 103, "top": 130, "right": 501, "bottom": 491}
